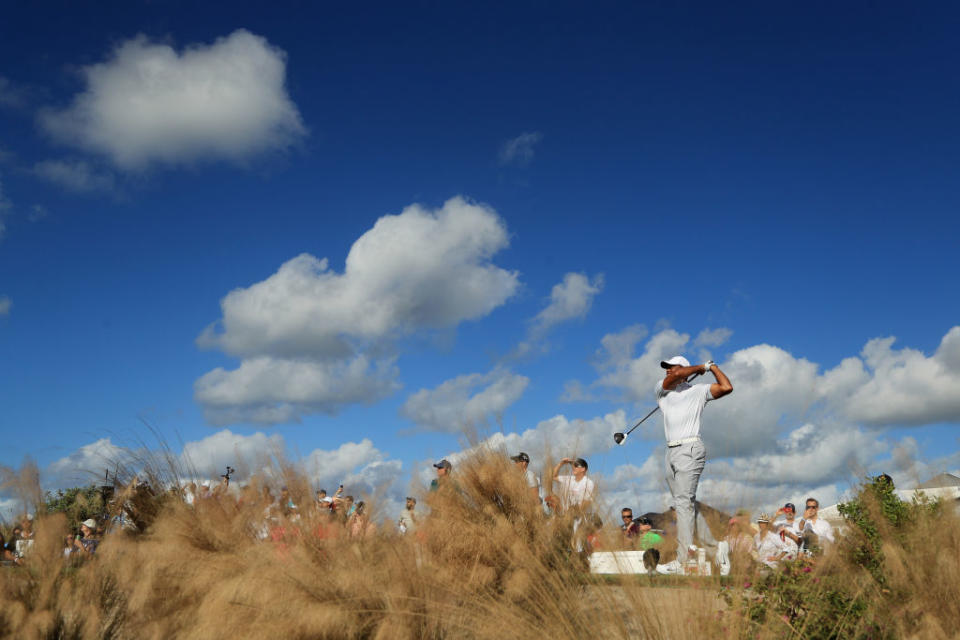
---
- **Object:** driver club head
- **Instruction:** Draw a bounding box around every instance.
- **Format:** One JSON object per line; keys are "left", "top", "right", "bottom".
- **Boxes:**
{"left": 613, "top": 432, "right": 626, "bottom": 446}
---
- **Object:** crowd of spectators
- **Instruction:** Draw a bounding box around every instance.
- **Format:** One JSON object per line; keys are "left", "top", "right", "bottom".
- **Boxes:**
{"left": 1, "top": 452, "right": 837, "bottom": 578}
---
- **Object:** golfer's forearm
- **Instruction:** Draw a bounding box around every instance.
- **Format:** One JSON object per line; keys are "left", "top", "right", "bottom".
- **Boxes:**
{"left": 664, "top": 364, "right": 705, "bottom": 389}
{"left": 710, "top": 366, "right": 731, "bottom": 387}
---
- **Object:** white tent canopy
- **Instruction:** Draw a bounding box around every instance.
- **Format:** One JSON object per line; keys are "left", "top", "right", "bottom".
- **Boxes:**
{"left": 819, "top": 474, "right": 960, "bottom": 526}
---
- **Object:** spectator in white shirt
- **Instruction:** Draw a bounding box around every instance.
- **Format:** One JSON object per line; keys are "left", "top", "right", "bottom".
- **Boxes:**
{"left": 398, "top": 497, "right": 418, "bottom": 535}
{"left": 511, "top": 452, "right": 541, "bottom": 502}
{"left": 551, "top": 457, "right": 595, "bottom": 513}
{"left": 772, "top": 502, "right": 802, "bottom": 558}
{"left": 754, "top": 513, "right": 788, "bottom": 569}
{"left": 798, "top": 497, "right": 834, "bottom": 552}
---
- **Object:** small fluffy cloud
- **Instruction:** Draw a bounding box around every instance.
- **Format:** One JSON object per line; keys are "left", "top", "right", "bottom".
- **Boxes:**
{"left": 0, "top": 296, "right": 10, "bottom": 316}
{"left": 195, "top": 197, "right": 520, "bottom": 426}
{"left": 400, "top": 369, "right": 529, "bottom": 433}
{"left": 39, "top": 30, "right": 306, "bottom": 169}
{"left": 530, "top": 272, "right": 604, "bottom": 338}
{"left": 199, "top": 197, "right": 518, "bottom": 359}
{"left": 694, "top": 328, "right": 734, "bottom": 348}
{"left": 499, "top": 131, "right": 543, "bottom": 166}
{"left": 33, "top": 159, "right": 115, "bottom": 193}
{"left": 194, "top": 355, "right": 399, "bottom": 425}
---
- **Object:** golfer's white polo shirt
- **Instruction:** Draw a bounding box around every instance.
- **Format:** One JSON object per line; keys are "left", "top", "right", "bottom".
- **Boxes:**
{"left": 655, "top": 381, "right": 714, "bottom": 443}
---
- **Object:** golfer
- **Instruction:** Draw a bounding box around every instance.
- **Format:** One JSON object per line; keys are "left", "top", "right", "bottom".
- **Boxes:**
{"left": 656, "top": 355, "right": 732, "bottom": 564}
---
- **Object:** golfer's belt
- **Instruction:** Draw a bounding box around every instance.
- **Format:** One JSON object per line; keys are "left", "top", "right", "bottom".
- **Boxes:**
{"left": 666, "top": 436, "right": 702, "bottom": 448}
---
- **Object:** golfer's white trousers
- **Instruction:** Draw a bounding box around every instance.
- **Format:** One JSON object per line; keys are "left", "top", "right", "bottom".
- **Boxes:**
{"left": 665, "top": 439, "right": 706, "bottom": 561}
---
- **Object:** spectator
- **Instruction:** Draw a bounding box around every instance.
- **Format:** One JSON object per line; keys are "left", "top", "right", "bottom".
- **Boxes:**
{"left": 716, "top": 514, "right": 754, "bottom": 576}
{"left": 4, "top": 526, "right": 20, "bottom": 554}
{"left": 74, "top": 519, "right": 100, "bottom": 556}
{"left": 398, "top": 497, "right": 418, "bottom": 535}
{"left": 0, "top": 532, "right": 17, "bottom": 564}
{"left": 551, "top": 457, "right": 595, "bottom": 513}
{"left": 430, "top": 459, "right": 453, "bottom": 491}
{"left": 18, "top": 515, "right": 35, "bottom": 554}
{"left": 511, "top": 452, "right": 541, "bottom": 502}
{"left": 584, "top": 515, "right": 604, "bottom": 553}
{"left": 279, "top": 486, "right": 297, "bottom": 512}
{"left": 348, "top": 501, "right": 375, "bottom": 538}
{"left": 753, "top": 513, "right": 788, "bottom": 569}
{"left": 64, "top": 534, "right": 76, "bottom": 559}
{"left": 620, "top": 508, "right": 639, "bottom": 539}
{"left": 635, "top": 516, "right": 664, "bottom": 550}
{"left": 316, "top": 489, "right": 333, "bottom": 507}
{"left": 773, "top": 502, "right": 802, "bottom": 558}
{"left": 184, "top": 482, "right": 197, "bottom": 505}
{"left": 798, "top": 497, "right": 835, "bottom": 552}
{"left": 634, "top": 516, "right": 663, "bottom": 571}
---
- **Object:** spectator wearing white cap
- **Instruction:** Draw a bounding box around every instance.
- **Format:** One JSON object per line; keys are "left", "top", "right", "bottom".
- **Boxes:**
{"left": 753, "top": 513, "right": 788, "bottom": 569}
{"left": 74, "top": 519, "right": 100, "bottom": 555}
{"left": 656, "top": 355, "right": 732, "bottom": 564}
{"left": 511, "top": 452, "right": 541, "bottom": 502}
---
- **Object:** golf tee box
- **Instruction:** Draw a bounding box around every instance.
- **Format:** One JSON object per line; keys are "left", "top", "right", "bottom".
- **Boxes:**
{"left": 588, "top": 551, "right": 649, "bottom": 574}
{"left": 588, "top": 551, "right": 713, "bottom": 576}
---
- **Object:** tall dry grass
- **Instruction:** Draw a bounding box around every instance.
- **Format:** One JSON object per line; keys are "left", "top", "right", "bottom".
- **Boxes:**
{"left": 0, "top": 449, "right": 957, "bottom": 639}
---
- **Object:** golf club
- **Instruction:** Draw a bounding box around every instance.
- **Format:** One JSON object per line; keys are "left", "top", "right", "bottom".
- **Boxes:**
{"left": 613, "top": 370, "right": 705, "bottom": 446}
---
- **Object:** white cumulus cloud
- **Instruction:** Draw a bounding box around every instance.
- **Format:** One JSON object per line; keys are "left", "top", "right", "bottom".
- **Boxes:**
{"left": 199, "top": 197, "right": 518, "bottom": 359}
{"left": 0, "top": 296, "right": 10, "bottom": 316}
{"left": 39, "top": 29, "right": 306, "bottom": 169}
{"left": 400, "top": 369, "right": 530, "bottom": 433}
{"left": 839, "top": 327, "right": 960, "bottom": 426}
{"left": 194, "top": 355, "right": 399, "bottom": 425}
{"left": 531, "top": 272, "right": 604, "bottom": 337}
{"left": 194, "top": 197, "right": 520, "bottom": 426}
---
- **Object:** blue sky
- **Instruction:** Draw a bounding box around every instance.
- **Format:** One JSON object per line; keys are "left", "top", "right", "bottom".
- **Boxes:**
{"left": 1, "top": 2, "right": 958, "bottom": 520}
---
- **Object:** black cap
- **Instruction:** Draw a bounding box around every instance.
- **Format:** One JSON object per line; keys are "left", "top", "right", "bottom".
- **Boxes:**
{"left": 433, "top": 459, "right": 452, "bottom": 470}
{"left": 572, "top": 457, "right": 588, "bottom": 470}
{"left": 511, "top": 452, "right": 530, "bottom": 463}
{"left": 634, "top": 516, "right": 652, "bottom": 526}
{"left": 784, "top": 502, "right": 796, "bottom": 512}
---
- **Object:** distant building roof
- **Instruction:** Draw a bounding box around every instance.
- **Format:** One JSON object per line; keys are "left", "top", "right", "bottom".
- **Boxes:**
{"left": 915, "top": 473, "right": 960, "bottom": 489}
